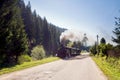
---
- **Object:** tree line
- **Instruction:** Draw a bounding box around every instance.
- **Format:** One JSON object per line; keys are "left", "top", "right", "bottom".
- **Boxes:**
{"left": 90, "top": 17, "right": 120, "bottom": 79}
{"left": 0, "top": 0, "right": 65, "bottom": 67}
{"left": 90, "top": 16, "right": 120, "bottom": 58}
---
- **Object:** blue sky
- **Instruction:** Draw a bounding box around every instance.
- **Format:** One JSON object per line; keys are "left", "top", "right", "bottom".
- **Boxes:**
{"left": 24, "top": 0, "right": 120, "bottom": 45}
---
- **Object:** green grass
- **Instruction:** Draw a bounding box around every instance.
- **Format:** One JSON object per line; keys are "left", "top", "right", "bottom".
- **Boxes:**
{"left": 0, "top": 57, "right": 60, "bottom": 75}
{"left": 92, "top": 56, "right": 120, "bottom": 80}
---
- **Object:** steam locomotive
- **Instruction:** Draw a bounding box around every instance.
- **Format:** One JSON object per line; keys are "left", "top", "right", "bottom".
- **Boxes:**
{"left": 57, "top": 44, "right": 81, "bottom": 58}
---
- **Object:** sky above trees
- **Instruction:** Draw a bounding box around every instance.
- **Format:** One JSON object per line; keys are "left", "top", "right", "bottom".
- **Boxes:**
{"left": 24, "top": 0, "right": 120, "bottom": 45}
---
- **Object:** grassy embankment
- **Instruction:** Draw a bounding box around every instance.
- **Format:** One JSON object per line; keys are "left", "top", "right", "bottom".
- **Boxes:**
{"left": 0, "top": 57, "right": 60, "bottom": 75}
{"left": 92, "top": 56, "right": 120, "bottom": 80}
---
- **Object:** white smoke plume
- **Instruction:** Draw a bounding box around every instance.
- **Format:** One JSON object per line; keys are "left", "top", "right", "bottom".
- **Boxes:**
{"left": 60, "top": 30, "right": 95, "bottom": 46}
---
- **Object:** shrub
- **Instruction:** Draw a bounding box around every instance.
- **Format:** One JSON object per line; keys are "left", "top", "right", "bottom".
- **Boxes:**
{"left": 31, "top": 45, "right": 46, "bottom": 60}
{"left": 90, "top": 45, "right": 97, "bottom": 55}
{"left": 18, "top": 55, "right": 32, "bottom": 64}
{"left": 97, "top": 43, "right": 113, "bottom": 57}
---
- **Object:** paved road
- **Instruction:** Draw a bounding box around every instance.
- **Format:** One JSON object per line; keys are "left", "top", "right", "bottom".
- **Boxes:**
{"left": 0, "top": 53, "right": 107, "bottom": 80}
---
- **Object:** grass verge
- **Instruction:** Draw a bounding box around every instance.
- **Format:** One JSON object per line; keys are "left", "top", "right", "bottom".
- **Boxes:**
{"left": 92, "top": 56, "right": 120, "bottom": 80}
{"left": 0, "top": 57, "right": 60, "bottom": 75}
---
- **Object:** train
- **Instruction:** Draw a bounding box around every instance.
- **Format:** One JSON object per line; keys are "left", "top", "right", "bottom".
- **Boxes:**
{"left": 57, "top": 44, "right": 81, "bottom": 58}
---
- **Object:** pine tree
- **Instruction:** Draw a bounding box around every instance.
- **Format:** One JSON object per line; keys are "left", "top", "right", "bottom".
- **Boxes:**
{"left": 42, "top": 17, "right": 50, "bottom": 55}
{"left": 18, "top": 0, "right": 66, "bottom": 56}
{"left": 112, "top": 17, "right": 120, "bottom": 46}
{"left": 100, "top": 37, "right": 106, "bottom": 44}
{"left": 0, "top": 0, "right": 28, "bottom": 66}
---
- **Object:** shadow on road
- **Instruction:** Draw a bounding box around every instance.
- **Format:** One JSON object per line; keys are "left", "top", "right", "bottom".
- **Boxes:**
{"left": 63, "top": 54, "right": 90, "bottom": 60}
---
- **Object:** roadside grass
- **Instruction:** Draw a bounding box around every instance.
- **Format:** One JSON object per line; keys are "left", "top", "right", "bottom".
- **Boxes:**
{"left": 0, "top": 57, "right": 60, "bottom": 75}
{"left": 92, "top": 56, "right": 120, "bottom": 80}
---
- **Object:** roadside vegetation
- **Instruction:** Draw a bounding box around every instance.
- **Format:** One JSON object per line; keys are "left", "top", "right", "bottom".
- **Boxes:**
{"left": 0, "top": 57, "right": 59, "bottom": 75}
{"left": 90, "top": 39, "right": 120, "bottom": 80}
{"left": 0, "top": 44, "right": 60, "bottom": 75}
{"left": 0, "top": 0, "right": 64, "bottom": 73}
{"left": 91, "top": 42, "right": 120, "bottom": 80}
{"left": 90, "top": 17, "right": 120, "bottom": 80}
{"left": 0, "top": 0, "right": 65, "bottom": 69}
{"left": 90, "top": 18, "right": 120, "bottom": 80}
{"left": 93, "top": 56, "right": 120, "bottom": 80}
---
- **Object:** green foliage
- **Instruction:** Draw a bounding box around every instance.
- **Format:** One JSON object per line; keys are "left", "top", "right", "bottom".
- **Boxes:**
{"left": 106, "top": 43, "right": 113, "bottom": 49}
{"left": 112, "top": 17, "right": 120, "bottom": 46}
{"left": 114, "top": 45, "right": 120, "bottom": 51}
{"left": 90, "top": 42, "right": 113, "bottom": 57}
{"left": 90, "top": 45, "right": 97, "bottom": 55}
{"left": 31, "top": 45, "right": 46, "bottom": 60}
{"left": 18, "top": 0, "right": 65, "bottom": 56}
{"left": 0, "top": 0, "right": 28, "bottom": 66}
{"left": 93, "top": 56, "right": 120, "bottom": 80}
{"left": 100, "top": 43, "right": 113, "bottom": 56}
{"left": 91, "top": 11, "right": 120, "bottom": 80}
{"left": 0, "top": 0, "right": 65, "bottom": 67}
{"left": 100, "top": 37, "right": 106, "bottom": 44}
{"left": 90, "top": 42, "right": 97, "bottom": 55}
{"left": 18, "top": 55, "right": 32, "bottom": 64}
{"left": 99, "top": 43, "right": 106, "bottom": 56}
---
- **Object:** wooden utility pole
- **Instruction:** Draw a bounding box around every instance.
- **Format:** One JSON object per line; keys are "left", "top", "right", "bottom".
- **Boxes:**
{"left": 97, "top": 35, "right": 99, "bottom": 45}
{"left": 96, "top": 35, "right": 99, "bottom": 54}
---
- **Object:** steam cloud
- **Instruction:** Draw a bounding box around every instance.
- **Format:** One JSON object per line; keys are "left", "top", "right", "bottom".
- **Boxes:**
{"left": 60, "top": 30, "right": 95, "bottom": 46}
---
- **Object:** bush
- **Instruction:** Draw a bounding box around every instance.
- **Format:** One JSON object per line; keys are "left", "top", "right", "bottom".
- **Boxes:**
{"left": 31, "top": 45, "right": 46, "bottom": 60}
{"left": 90, "top": 45, "right": 97, "bottom": 55}
{"left": 97, "top": 43, "right": 113, "bottom": 57}
{"left": 18, "top": 55, "right": 32, "bottom": 64}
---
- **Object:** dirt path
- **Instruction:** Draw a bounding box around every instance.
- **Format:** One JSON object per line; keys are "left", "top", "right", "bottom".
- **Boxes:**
{"left": 0, "top": 53, "right": 107, "bottom": 80}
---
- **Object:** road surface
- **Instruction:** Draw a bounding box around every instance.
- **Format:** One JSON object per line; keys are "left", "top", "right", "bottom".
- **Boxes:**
{"left": 0, "top": 53, "right": 107, "bottom": 80}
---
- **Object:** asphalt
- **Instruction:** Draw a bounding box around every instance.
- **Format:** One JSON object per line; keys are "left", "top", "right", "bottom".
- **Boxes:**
{"left": 0, "top": 53, "right": 107, "bottom": 80}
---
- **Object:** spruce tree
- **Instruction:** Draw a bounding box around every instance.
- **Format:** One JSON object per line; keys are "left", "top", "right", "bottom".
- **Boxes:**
{"left": 112, "top": 17, "right": 120, "bottom": 46}
{"left": 0, "top": 0, "right": 28, "bottom": 66}
{"left": 18, "top": 0, "right": 66, "bottom": 56}
{"left": 42, "top": 17, "right": 50, "bottom": 55}
{"left": 100, "top": 37, "right": 106, "bottom": 44}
